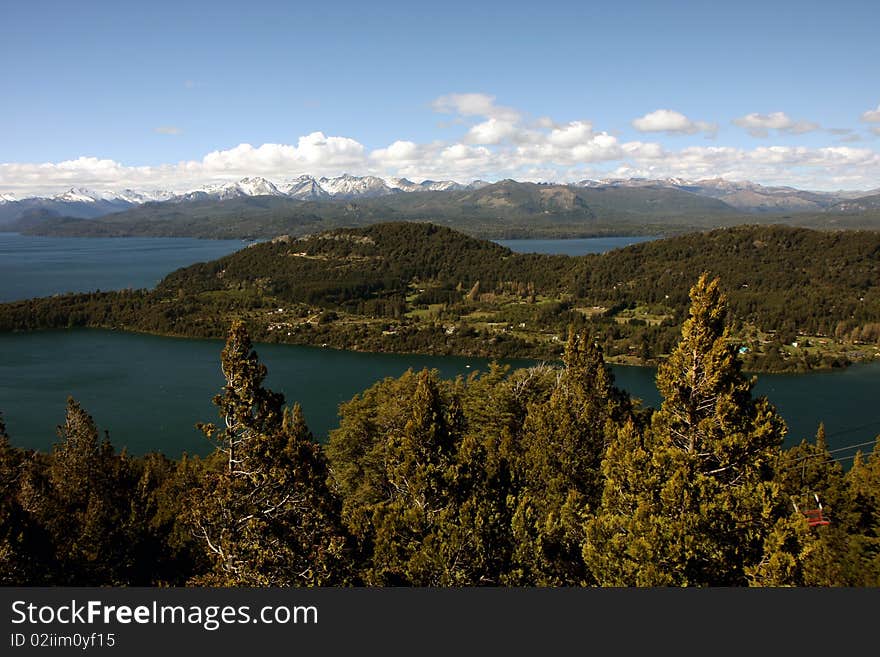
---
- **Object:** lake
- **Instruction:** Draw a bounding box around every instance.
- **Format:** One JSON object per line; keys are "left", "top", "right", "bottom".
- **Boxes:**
{"left": 0, "top": 232, "right": 247, "bottom": 302}
{"left": 0, "top": 233, "right": 658, "bottom": 304}
{"left": 1, "top": 233, "right": 878, "bottom": 463}
{"left": 1, "top": 329, "right": 878, "bottom": 462}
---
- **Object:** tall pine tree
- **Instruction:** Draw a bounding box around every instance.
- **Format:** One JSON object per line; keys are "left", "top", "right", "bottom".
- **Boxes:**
{"left": 190, "top": 320, "right": 350, "bottom": 586}
{"left": 585, "top": 274, "right": 794, "bottom": 586}
{"left": 512, "top": 330, "right": 630, "bottom": 585}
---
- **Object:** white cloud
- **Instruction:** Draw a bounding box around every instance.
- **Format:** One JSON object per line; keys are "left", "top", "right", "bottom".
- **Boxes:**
{"left": 199, "top": 133, "right": 365, "bottom": 174}
{"left": 154, "top": 126, "right": 182, "bottom": 136}
{"left": 547, "top": 121, "right": 595, "bottom": 147}
{"left": 632, "top": 109, "right": 717, "bottom": 136}
{"left": 862, "top": 104, "right": 880, "bottom": 123}
{"left": 431, "top": 93, "right": 520, "bottom": 122}
{"left": 733, "top": 112, "right": 820, "bottom": 137}
{"left": 370, "top": 140, "right": 424, "bottom": 164}
{"left": 3, "top": 95, "right": 880, "bottom": 195}
{"left": 465, "top": 118, "right": 519, "bottom": 145}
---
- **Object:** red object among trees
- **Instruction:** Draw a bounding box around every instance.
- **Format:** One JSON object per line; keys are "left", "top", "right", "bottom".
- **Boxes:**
{"left": 803, "top": 508, "right": 831, "bottom": 527}
{"left": 795, "top": 493, "right": 831, "bottom": 527}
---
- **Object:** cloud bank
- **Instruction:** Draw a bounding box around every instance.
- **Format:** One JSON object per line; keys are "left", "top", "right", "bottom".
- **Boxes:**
{"left": 3, "top": 94, "right": 879, "bottom": 195}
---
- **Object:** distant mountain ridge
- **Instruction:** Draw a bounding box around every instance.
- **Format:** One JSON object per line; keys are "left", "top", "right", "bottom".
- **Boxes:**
{"left": 2, "top": 174, "right": 879, "bottom": 227}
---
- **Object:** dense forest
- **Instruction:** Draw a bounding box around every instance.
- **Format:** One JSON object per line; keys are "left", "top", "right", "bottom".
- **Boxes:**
{"left": 1, "top": 223, "right": 878, "bottom": 372}
{"left": 2, "top": 276, "right": 878, "bottom": 586}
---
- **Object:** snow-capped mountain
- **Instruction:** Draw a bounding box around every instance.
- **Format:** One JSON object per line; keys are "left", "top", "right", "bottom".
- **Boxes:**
{"left": 387, "top": 178, "right": 467, "bottom": 193}
{"left": 50, "top": 188, "right": 109, "bottom": 203}
{"left": 286, "top": 175, "right": 330, "bottom": 200}
{"left": 31, "top": 187, "right": 176, "bottom": 204}
{"left": 172, "top": 177, "right": 284, "bottom": 202}
{"left": 4, "top": 174, "right": 879, "bottom": 228}
{"left": 233, "top": 177, "right": 285, "bottom": 197}
{"left": 386, "top": 178, "right": 423, "bottom": 193}
{"left": 318, "top": 174, "right": 397, "bottom": 198}
{"left": 112, "top": 189, "right": 177, "bottom": 204}
{"left": 420, "top": 180, "right": 467, "bottom": 192}
{"left": 574, "top": 177, "right": 845, "bottom": 212}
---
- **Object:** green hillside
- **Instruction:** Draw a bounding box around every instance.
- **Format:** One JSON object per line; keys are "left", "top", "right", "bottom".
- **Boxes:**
{"left": 2, "top": 222, "right": 879, "bottom": 372}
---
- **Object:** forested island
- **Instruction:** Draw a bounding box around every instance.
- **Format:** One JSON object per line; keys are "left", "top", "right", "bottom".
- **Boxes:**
{"left": 1, "top": 276, "right": 878, "bottom": 586}
{"left": 1, "top": 222, "right": 878, "bottom": 373}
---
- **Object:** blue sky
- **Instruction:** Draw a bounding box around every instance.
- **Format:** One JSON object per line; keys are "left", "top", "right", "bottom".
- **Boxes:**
{"left": 2, "top": 0, "right": 879, "bottom": 194}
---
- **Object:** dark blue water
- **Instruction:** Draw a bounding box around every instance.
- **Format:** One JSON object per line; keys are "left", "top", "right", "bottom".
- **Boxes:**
{"left": 1, "top": 233, "right": 877, "bottom": 463}
{"left": 0, "top": 232, "right": 247, "bottom": 302}
{"left": 495, "top": 236, "right": 659, "bottom": 255}
{"left": 0, "top": 329, "right": 537, "bottom": 455}
{"left": 1, "top": 329, "right": 878, "bottom": 461}
{"left": 0, "top": 233, "right": 653, "bottom": 304}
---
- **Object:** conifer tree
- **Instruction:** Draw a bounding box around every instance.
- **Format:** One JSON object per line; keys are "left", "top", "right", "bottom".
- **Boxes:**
{"left": 328, "top": 368, "right": 483, "bottom": 584}
{"left": 190, "top": 320, "right": 349, "bottom": 586}
{"left": 454, "top": 364, "right": 558, "bottom": 585}
{"left": 844, "top": 438, "right": 880, "bottom": 585}
{"left": 28, "top": 398, "right": 135, "bottom": 584}
{"left": 512, "top": 330, "right": 630, "bottom": 585}
{"left": 0, "top": 412, "right": 39, "bottom": 585}
{"left": 363, "top": 369, "right": 463, "bottom": 584}
{"left": 585, "top": 274, "right": 792, "bottom": 586}
{"left": 775, "top": 424, "right": 855, "bottom": 585}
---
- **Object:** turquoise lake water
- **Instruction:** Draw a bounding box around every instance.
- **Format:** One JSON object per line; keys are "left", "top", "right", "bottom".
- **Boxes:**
{"left": 1, "top": 233, "right": 877, "bottom": 461}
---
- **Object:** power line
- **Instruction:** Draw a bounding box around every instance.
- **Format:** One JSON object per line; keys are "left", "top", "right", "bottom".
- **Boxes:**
{"left": 781, "top": 438, "right": 879, "bottom": 467}
{"left": 824, "top": 419, "right": 880, "bottom": 439}
{"left": 778, "top": 450, "right": 871, "bottom": 475}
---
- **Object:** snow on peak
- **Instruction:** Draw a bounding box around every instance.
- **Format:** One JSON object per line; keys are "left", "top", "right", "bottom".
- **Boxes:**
{"left": 318, "top": 174, "right": 396, "bottom": 198}
{"left": 0, "top": 193, "right": 18, "bottom": 204}
{"left": 386, "top": 177, "right": 422, "bottom": 192}
{"left": 174, "top": 177, "right": 285, "bottom": 201}
{"left": 113, "top": 189, "right": 176, "bottom": 203}
{"left": 286, "top": 175, "right": 328, "bottom": 200}
{"left": 419, "top": 180, "right": 465, "bottom": 192}
{"left": 52, "top": 187, "right": 104, "bottom": 203}
{"left": 234, "top": 177, "right": 284, "bottom": 197}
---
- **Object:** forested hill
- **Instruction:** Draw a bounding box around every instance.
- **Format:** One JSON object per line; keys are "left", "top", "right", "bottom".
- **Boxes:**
{"left": 571, "top": 225, "right": 880, "bottom": 336}
{"left": 158, "top": 222, "right": 880, "bottom": 335}
{"left": 1, "top": 223, "right": 879, "bottom": 371}
{"left": 156, "top": 222, "right": 572, "bottom": 300}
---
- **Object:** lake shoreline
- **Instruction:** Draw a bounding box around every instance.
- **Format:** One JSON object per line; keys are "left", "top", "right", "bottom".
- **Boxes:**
{"left": 2, "top": 328, "right": 879, "bottom": 461}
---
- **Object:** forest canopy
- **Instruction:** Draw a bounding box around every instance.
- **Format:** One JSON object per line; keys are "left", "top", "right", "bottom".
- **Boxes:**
{"left": 2, "top": 275, "right": 878, "bottom": 587}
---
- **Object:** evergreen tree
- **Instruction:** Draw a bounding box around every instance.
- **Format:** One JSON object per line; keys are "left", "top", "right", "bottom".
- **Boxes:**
{"left": 512, "top": 329, "right": 630, "bottom": 585}
{"left": 455, "top": 363, "right": 558, "bottom": 585}
{"left": 190, "top": 320, "right": 349, "bottom": 586}
{"left": 585, "top": 275, "right": 792, "bottom": 586}
{"left": 0, "top": 412, "right": 42, "bottom": 585}
{"left": 844, "top": 438, "right": 880, "bottom": 585}
{"left": 23, "top": 398, "right": 136, "bottom": 585}
{"left": 775, "top": 424, "right": 855, "bottom": 585}
{"left": 359, "top": 369, "right": 463, "bottom": 584}
{"left": 329, "top": 362, "right": 564, "bottom": 585}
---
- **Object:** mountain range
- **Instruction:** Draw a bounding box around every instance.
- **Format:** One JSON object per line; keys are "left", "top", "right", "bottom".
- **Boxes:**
{"left": 2, "top": 175, "right": 880, "bottom": 235}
